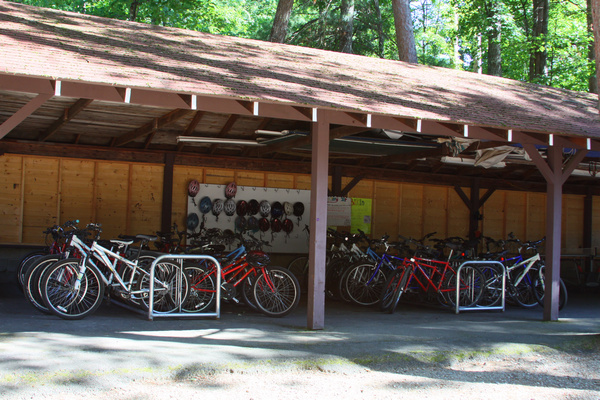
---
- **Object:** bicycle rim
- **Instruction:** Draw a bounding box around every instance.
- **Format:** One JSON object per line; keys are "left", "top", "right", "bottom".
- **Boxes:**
{"left": 41, "top": 259, "right": 105, "bottom": 320}
{"left": 253, "top": 267, "right": 300, "bottom": 317}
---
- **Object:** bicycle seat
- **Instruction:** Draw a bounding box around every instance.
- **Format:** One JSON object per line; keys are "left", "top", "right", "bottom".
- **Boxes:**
{"left": 136, "top": 234, "right": 157, "bottom": 242}
{"left": 110, "top": 239, "right": 134, "bottom": 247}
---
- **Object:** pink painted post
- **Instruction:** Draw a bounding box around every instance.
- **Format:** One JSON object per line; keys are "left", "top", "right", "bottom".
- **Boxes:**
{"left": 545, "top": 145, "right": 563, "bottom": 321}
{"left": 307, "top": 114, "right": 329, "bottom": 330}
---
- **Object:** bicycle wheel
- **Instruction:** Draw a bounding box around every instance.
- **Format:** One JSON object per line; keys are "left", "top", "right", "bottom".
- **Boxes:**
{"left": 509, "top": 267, "right": 539, "bottom": 308}
{"left": 287, "top": 256, "right": 309, "bottom": 294}
{"left": 532, "top": 265, "right": 568, "bottom": 310}
{"left": 241, "top": 273, "right": 258, "bottom": 310}
{"left": 442, "top": 265, "right": 485, "bottom": 308}
{"left": 380, "top": 267, "right": 411, "bottom": 313}
{"left": 182, "top": 265, "right": 216, "bottom": 313}
{"left": 136, "top": 261, "right": 189, "bottom": 313}
{"left": 343, "top": 262, "right": 387, "bottom": 306}
{"left": 17, "top": 250, "right": 47, "bottom": 290}
{"left": 40, "top": 258, "right": 105, "bottom": 320}
{"left": 253, "top": 266, "right": 300, "bottom": 317}
{"left": 23, "top": 254, "right": 62, "bottom": 313}
{"left": 477, "top": 264, "right": 504, "bottom": 307}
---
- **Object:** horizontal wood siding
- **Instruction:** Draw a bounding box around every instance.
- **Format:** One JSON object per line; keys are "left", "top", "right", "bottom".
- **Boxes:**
{"left": 0, "top": 155, "right": 24, "bottom": 243}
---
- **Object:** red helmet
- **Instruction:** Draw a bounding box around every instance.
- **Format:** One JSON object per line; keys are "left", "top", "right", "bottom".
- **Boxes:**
{"left": 225, "top": 182, "right": 237, "bottom": 198}
{"left": 188, "top": 179, "right": 200, "bottom": 197}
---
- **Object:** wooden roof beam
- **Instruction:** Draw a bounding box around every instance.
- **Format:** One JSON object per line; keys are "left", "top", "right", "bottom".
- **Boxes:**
{"left": 209, "top": 114, "right": 240, "bottom": 154}
{"left": 111, "top": 108, "right": 193, "bottom": 147}
{"left": 39, "top": 98, "right": 93, "bottom": 142}
{"left": 0, "top": 93, "right": 53, "bottom": 139}
{"left": 177, "top": 111, "right": 205, "bottom": 152}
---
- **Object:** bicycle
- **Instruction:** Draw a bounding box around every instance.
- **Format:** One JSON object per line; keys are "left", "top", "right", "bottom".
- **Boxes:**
{"left": 39, "top": 224, "right": 189, "bottom": 320}
{"left": 183, "top": 232, "right": 300, "bottom": 317}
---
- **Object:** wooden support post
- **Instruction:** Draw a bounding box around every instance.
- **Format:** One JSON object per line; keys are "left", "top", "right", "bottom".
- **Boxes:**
{"left": 308, "top": 114, "right": 329, "bottom": 330}
{"left": 544, "top": 146, "right": 562, "bottom": 321}
{"left": 523, "top": 144, "right": 588, "bottom": 321}
{"left": 161, "top": 153, "right": 175, "bottom": 233}
{"left": 331, "top": 166, "right": 342, "bottom": 197}
{"left": 583, "top": 190, "right": 593, "bottom": 277}
{"left": 469, "top": 179, "right": 480, "bottom": 241}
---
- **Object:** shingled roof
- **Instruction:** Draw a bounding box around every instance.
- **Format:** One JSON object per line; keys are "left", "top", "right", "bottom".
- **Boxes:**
{"left": 1, "top": 0, "right": 599, "bottom": 139}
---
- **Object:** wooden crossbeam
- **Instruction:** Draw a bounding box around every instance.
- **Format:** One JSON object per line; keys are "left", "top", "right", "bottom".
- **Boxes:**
{"left": 39, "top": 98, "right": 93, "bottom": 142}
{"left": 112, "top": 109, "right": 193, "bottom": 147}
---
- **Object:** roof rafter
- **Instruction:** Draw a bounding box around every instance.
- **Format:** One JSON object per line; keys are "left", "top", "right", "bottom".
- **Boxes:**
{"left": 39, "top": 98, "right": 93, "bottom": 142}
{"left": 111, "top": 108, "right": 193, "bottom": 147}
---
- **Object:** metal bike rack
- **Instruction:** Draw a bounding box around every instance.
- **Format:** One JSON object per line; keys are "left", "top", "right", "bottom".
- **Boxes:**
{"left": 147, "top": 254, "right": 221, "bottom": 321}
{"left": 455, "top": 260, "right": 505, "bottom": 314}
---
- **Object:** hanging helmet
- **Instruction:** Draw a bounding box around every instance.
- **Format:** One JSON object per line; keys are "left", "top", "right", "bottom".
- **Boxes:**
{"left": 259, "top": 217, "right": 270, "bottom": 232}
{"left": 187, "top": 213, "right": 200, "bottom": 231}
{"left": 235, "top": 216, "right": 247, "bottom": 232}
{"left": 271, "top": 218, "right": 282, "bottom": 233}
{"left": 247, "top": 199, "right": 260, "bottom": 216}
{"left": 199, "top": 196, "right": 212, "bottom": 215}
{"left": 247, "top": 216, "right": 259, "bottom": 232}
{"left": 236, "top": 200, "right": 248, "bottom": 217}
{"left": 282, "top": 218, "right": 294, "bottom": 234}
{"left": 293, "top": 202, "right": 305, "bottom": 217}
{"left": 259, "top": 200, "right": 271, "bottom": 217}
{"left": 212, "top": 199, "right": 224, "bottom": 216}
{"left": 225, "top": 182, "right": 237, "bottom": 199}
{"left": 224, "top": 198, "right": 236, "bottom": 216}
{"left": 271, "top": 201, "right": 283, "bottom": 219}
{"left": 283, "top": 201, "right": 294, "bottom": 217}
{"left": 188, "top": 180, "right": 200, "bottom": 197}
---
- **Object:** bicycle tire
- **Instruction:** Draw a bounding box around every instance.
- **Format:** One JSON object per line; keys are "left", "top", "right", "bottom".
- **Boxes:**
{"left": 253, "top": 266, "right": 300, "bottom": 317}
{"left": 40, "top": 258, "right": 105, "bottom": 320}
{"left": 136, "top": 260, "right": 189, "bottom": 313}
{"left": 532, "top": 265, "right": 568, "bottom": 310}
{"left": 343, "top": 262, "right": 387, "bottom": 306}
{"left": 17, "top": 250, "right": 48, "bottom": 290}
{"left": 509, "top": 267, "right": 539, "bottom": 308}
{"left": 241, "top": 273, "right": 258, "bottom": 310}
{"left": 477, "top": 264, "right": 504, "bottom": 307}
{"left": 287, "top": 255, "right": 309, "bottom": 294}
{"left": 23, "top": 254, "right": 62, "bottom": 313}
{"left": 442, "top": 265, "right": 485, "bottom": 308}
{"left": 380, "top": 267, "right": 411, "bottom": 313}
{"left": 182, "top": 265, "right": 216, "bottom": 313}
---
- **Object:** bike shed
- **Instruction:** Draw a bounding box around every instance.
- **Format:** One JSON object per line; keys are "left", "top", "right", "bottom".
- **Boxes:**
{"left": 0, "top": 1, "right": 599, "bottom": 329}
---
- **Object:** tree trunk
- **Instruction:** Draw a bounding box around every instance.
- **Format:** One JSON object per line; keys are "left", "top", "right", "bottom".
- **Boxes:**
{"left": 340, "top": 0, "right": 354, "bottom": 53}
{"left": 589, "top": 0, "right": 598, "bottom": 93}
{"left": 372, "top": 0, "right": 385, "bottom": 58}
{"left": 486, "top": 1, "right": 502, "bottom": 76}
{"left": 269, "top": 0, "right": 294, "bottom": 43}
{"left": 392, "top": 0, "right": 417, "bottom": 63}
{"left": 530, "top": 0, "right": 549, "bottom": 82}
{"left": 128, "top": 0, "right": 140, "bottom": 22}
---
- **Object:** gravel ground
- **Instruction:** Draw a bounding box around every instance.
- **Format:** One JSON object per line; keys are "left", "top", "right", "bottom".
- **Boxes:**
{"left": 1, "top": 283, "right": 599, "bottom": 400}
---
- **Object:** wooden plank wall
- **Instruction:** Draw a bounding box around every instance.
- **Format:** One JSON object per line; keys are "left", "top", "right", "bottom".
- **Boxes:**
{"left": 0, "top": 153, "right": 595, "bottom": 251}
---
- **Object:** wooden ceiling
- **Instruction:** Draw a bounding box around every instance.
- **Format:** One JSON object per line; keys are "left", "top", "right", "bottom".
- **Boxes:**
{"left": 1, "top": 88, "right": 599, "bottom": 196}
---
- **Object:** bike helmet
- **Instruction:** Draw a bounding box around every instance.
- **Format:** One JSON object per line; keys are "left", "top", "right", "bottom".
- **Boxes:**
{"left": 212, "top": 199, "right": 224, "bottom": 217}
{"left": 199, "top": 196, "right": 212, "bottom": 214}
{"left": 225, "top": 182, "right": 237, "bottom": 199}
{"left": 293, "top": 202, "right": 305, "bottom": 217}
{"left": 235, "top": 216, "right": 247, "bottom": 232}
{"left": 224, "top": 198, "right": 236, "bottom": 216}
{"left": 271, "top": 201, "right": 283, "bottom": 219}
{"left": 187, "top": 213, "right": 199, "bottom": 231}
{"left": 236, "top": 200, "right": 248, "bottom": 217}
{"left": 247, "top": 216, "right": 259, "bottom": 232}
{"left": 283, "top": 201, "right": 294, "bottom": 217}
{"left": 259, "top": 200, "right": 271, "bottom": 217}
{"left": 247, "top": 199, "right": 260, "bottom": 216}
{"left": 188, "top": 179, "right": 200, "bottom": 197}
{"left": 282, "top": 218, "right": 294, "bottom": 234}
{"left": 271, "top": 218, "right": 282, "bottom": 233}
{"left": 259, "top": 217, "right": 270, "bottom": 232}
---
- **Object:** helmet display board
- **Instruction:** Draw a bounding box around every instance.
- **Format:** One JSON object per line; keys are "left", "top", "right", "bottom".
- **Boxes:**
{"left": 186, "top": 183, "right": 310, "bottom": 253}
